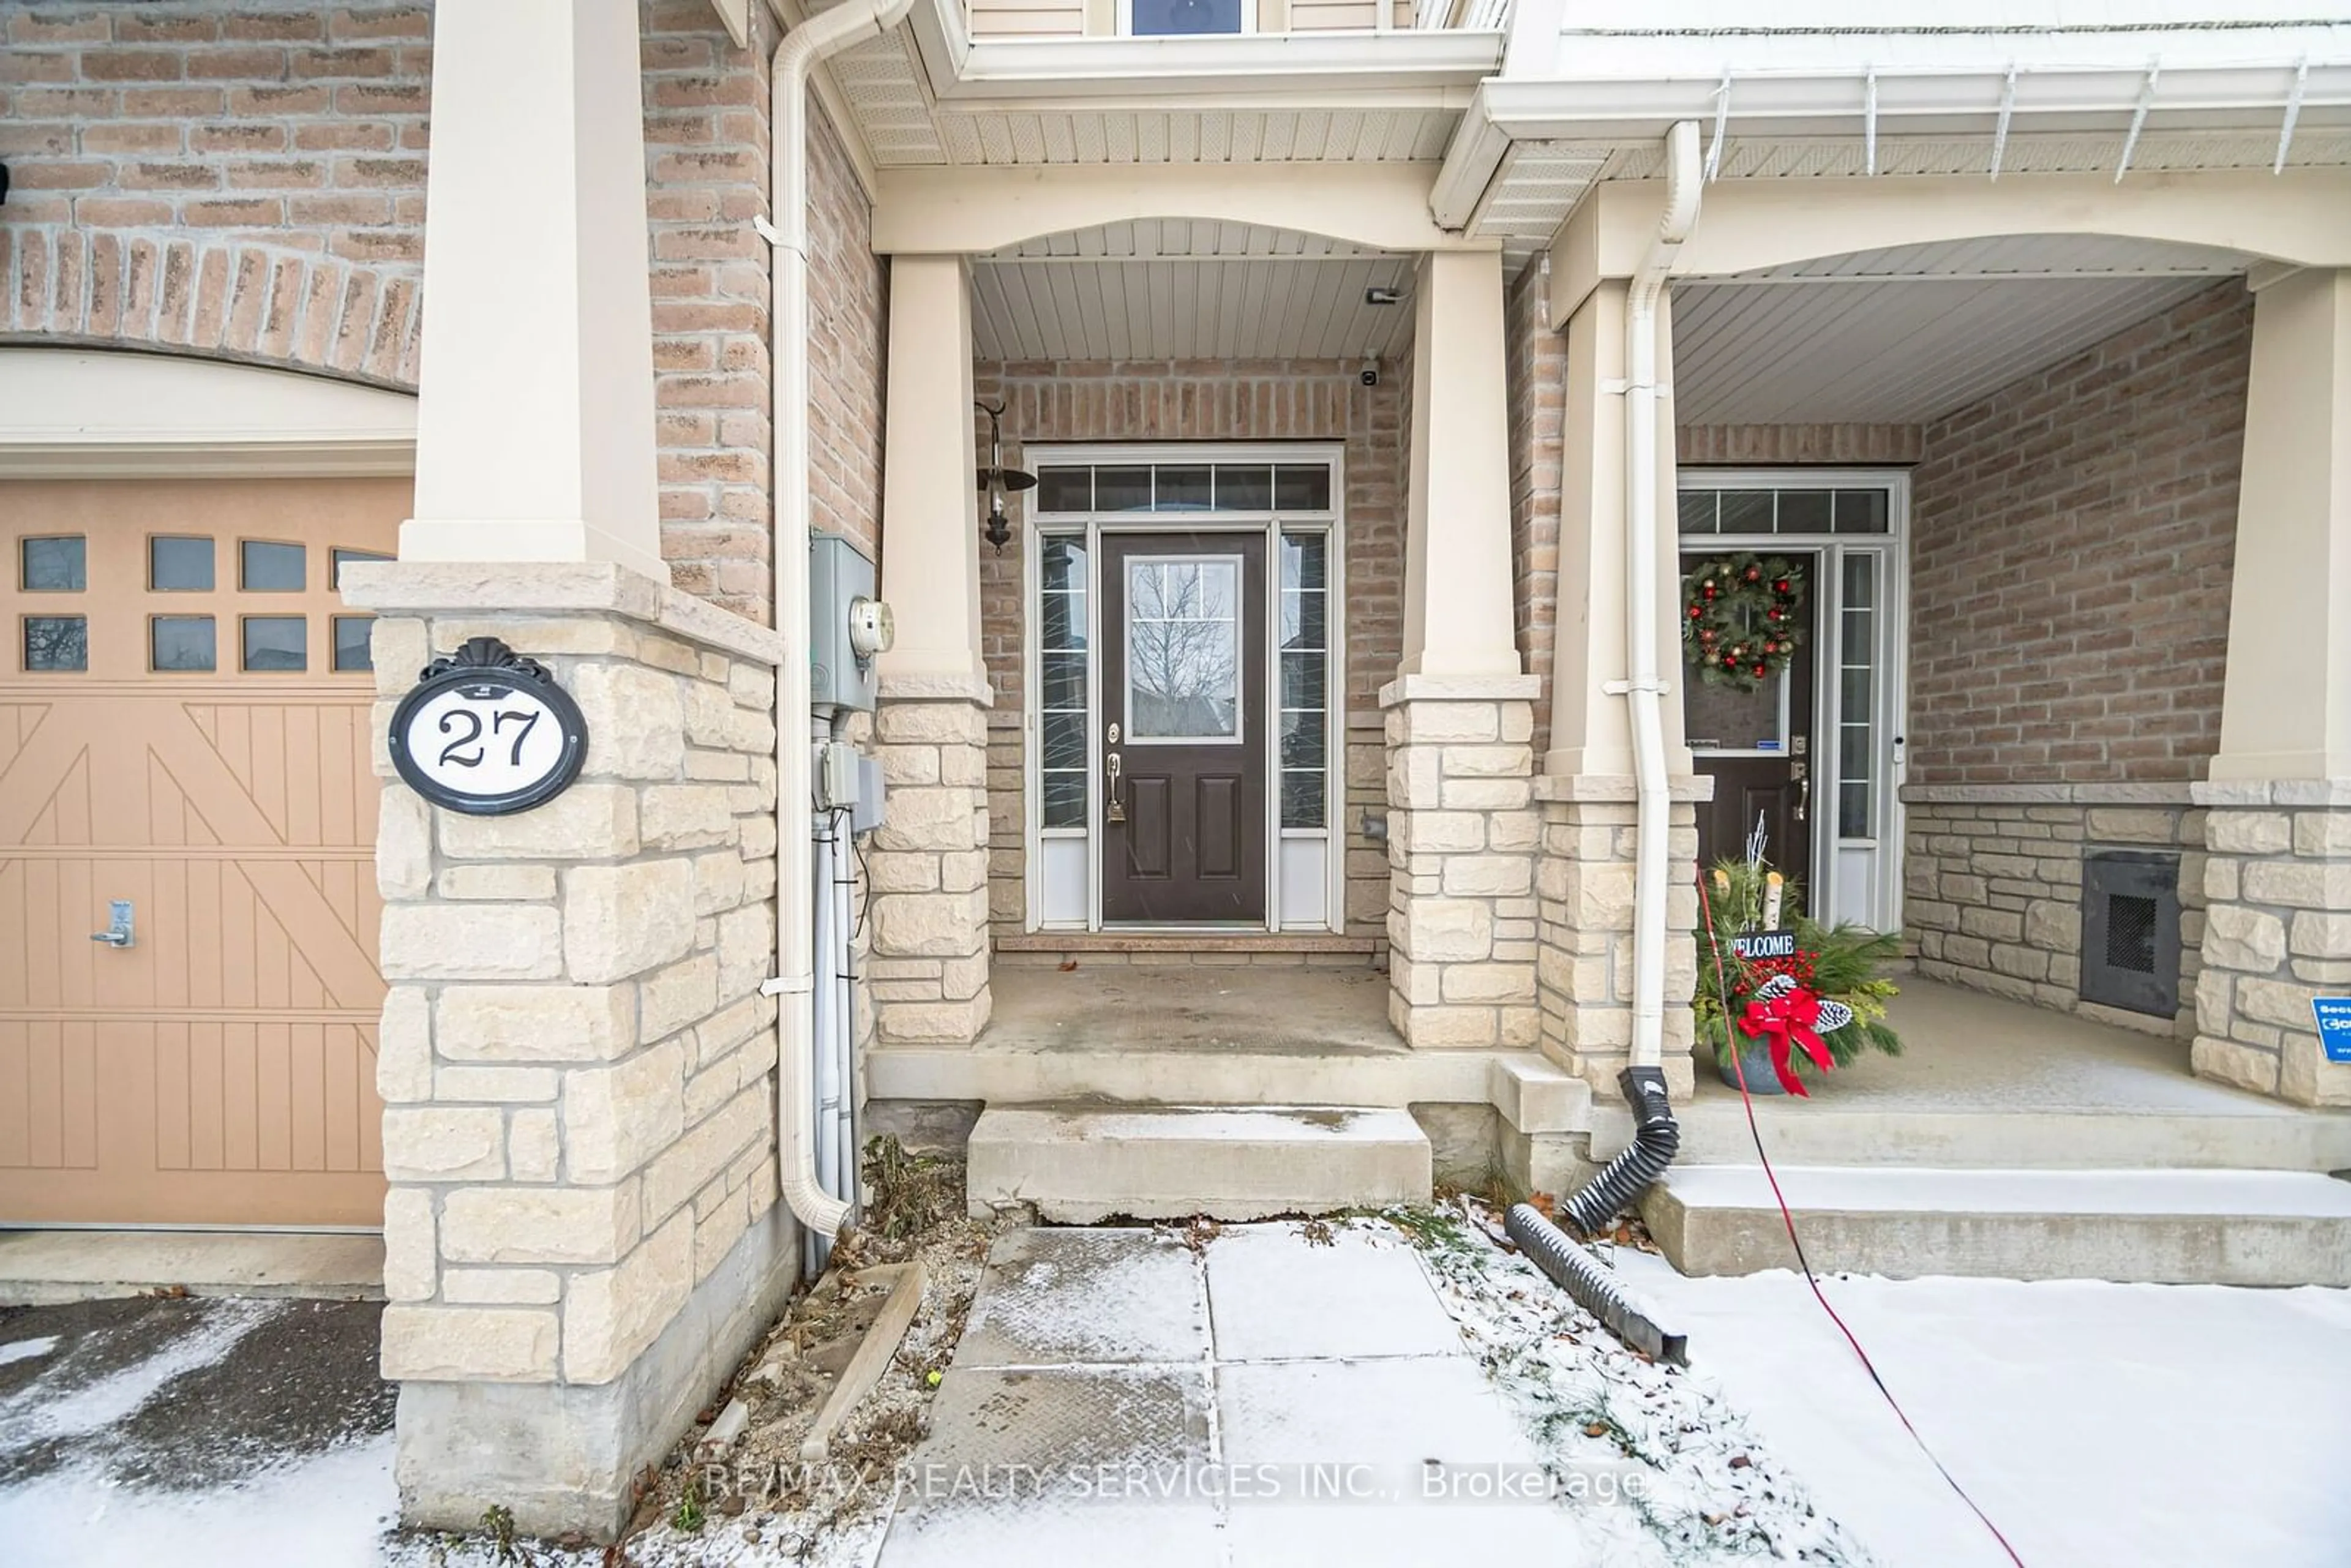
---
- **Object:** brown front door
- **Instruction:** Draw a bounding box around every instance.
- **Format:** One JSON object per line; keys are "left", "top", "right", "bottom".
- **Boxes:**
{"left": 0, "top": 478, "right": 401, "bottom": 1226}
{"left": 1101, "top": 533, "right": 1267, "bottom": 923}
{"left": 1684, "top": 549, "right": 1818, "bottom": 888}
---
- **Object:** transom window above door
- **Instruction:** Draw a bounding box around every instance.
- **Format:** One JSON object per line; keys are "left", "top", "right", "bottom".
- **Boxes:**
{"left": 1035, "top": 460, "right": 1332, "bottom": 516}
{"left": 1126, "top": 0, "right": 1247, "bottom": 34}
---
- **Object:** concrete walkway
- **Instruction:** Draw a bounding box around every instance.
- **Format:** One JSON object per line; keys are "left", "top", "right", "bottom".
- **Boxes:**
{"left": 878, "top": 1223, "right": 1566, "bottom": 1567}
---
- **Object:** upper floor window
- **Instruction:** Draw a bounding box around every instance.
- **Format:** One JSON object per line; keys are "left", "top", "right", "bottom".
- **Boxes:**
{"left": 1130, "top": 0, "right": 1244, "bottom": 34}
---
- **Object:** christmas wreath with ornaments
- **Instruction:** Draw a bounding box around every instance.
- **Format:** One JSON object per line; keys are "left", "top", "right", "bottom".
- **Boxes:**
{"left": 1682, "top": 553, "right": 1806, "bottom": 692}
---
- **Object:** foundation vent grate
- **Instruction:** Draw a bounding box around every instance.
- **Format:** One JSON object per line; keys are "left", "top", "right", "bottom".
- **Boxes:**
{"left": 2079, "top": 851, "right": 2180, "bottom": 1018}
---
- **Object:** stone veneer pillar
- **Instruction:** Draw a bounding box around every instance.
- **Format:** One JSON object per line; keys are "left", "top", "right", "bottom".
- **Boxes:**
{"left": 347, "top": 563, "right": 795, "bottom": 1539}
{"left": 1530, "top": 274, "right": 1704, "bottom": 1098}
{"left": 1532, "top": 778, "right": 1703, "bottom": 1099}
{"left": 2194, "top": 268, "right": 2351, "bottom": 1106}
{"left": 1382, "top": 675, "right": 1545, "bottom": 1048}
{"left": 867, "top": 675, "right": 994, "bottom": 1046}
{"left": 2193, "top": 782, "right": 2351, "bottom": 1105}
{"left": 868, "top": 253, "right": 994, "bottom": 1048}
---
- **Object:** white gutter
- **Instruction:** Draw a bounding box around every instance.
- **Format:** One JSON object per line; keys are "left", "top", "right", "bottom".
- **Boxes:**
{"left": 1619, "top": 118, "right": 1699, "bottom": 1073}
{"left": 762, "top": 0, "right": 918, "bottom": 1247}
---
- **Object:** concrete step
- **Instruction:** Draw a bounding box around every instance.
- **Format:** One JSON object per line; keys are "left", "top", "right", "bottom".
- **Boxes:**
{"left": 1641, "top": 1165, "right": 2351, "bottom": 1286}
{"left": 967, "top": 1105, "right": 1432, "bottom": 1223}
{"left": 1594, "top": 1101, "right": 2351, "bottom": 1173}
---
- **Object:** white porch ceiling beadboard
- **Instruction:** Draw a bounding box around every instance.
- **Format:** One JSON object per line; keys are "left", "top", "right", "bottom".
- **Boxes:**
{"left": 1671, "top": 272, "right": 2232, "bottom": 426}
{"left": 971, "top": 222, "right": 1416, "bottom": 360}
{"left": 823, "top": 29, "right": 1460, "bottom": 167}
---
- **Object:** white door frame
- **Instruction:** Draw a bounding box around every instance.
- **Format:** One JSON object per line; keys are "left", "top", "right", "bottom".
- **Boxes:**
{"left": 1019, "top": 441, "right": 1348, "bottom": 934}
{"left": 1676, "top": 467, "right": 1911, "bottom": 934}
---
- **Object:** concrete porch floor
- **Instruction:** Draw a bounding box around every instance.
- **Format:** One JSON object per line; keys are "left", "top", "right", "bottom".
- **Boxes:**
{"left": 979, "top": 963, "right": 1403, "bottom": 1056}
{"left": 1657, "top": 976, "right": 2351, "bottom": 1172}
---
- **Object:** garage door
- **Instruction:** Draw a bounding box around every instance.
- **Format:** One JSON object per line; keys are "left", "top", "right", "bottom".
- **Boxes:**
{"left": 0, "top": 478, "right": 403, "bottom": 1227}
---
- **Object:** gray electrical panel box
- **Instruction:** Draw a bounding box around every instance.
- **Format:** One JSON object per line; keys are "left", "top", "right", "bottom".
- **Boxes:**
{"left": 809, "top": 531, "right": 880, "bottom": 712}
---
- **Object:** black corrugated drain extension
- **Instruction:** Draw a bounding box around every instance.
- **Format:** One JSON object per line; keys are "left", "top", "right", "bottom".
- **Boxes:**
{"left": 1505, "top": 1201, "right": 1687, "bottom": 1367}
{"left": 1502, "top": 1064, "right": 1687, "bottom": 1365}
{"left": 1562, "top": 1065, "right": 1679, "bottom": 1237}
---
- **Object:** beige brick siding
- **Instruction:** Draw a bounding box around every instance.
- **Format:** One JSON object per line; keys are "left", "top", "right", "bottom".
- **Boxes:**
{"left": 1678, "top": 424, "right": 1924, "bottom": 465}
{"left": 1907, "top": 282, "right": 2252, "bottom": 787}
{"left": 970, "top": 358, "right": 1406, "bottom": 939}
{"left": 0, "top": 0, "right": 431, "bottom": 383}
{"left": 1507, "top": 260, "right": 1563, "bottom": 759}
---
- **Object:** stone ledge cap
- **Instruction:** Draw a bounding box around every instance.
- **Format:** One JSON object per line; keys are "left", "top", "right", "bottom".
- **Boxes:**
{"left": 1534, "top": 772, "right": 1713, "bottom": 804}
{"left": 340, "top": 560, "right": 786, "bottom": 666}
{"left": 877, "top": 670, "right": 996, "bottom": 708}
{"left": 2192, "top": 778, "right": 2351, "bottom": 809}
{"left": 1903, "top": 782, "right": 2198, "bottom": 806}
{"left": 1379, "top": 673, "right": 1543, "bottom": 708}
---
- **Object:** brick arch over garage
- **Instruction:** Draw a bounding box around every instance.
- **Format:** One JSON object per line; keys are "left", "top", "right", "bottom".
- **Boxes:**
{"left": 2, "top": 229, "right": 421, "bottom": 391}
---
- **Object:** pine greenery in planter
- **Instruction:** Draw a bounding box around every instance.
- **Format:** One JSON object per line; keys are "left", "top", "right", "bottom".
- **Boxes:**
{"left": 1693, "top": 857, "right": 1903, "bottom": 1093}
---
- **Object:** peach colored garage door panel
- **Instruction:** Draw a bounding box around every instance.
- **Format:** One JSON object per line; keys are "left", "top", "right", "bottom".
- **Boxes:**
{"left": 0, "top": 478, "right": 403, "bottom": 1227}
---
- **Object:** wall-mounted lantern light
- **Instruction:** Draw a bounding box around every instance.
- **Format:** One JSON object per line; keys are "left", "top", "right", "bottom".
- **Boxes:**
{"left": 974, "top": 399, "right": 1035, "bottom": 554}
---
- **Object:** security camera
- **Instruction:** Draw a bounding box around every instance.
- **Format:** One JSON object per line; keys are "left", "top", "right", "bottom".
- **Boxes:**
{"left": 1359, "top": 358, "right": 1380, "bottom": 388}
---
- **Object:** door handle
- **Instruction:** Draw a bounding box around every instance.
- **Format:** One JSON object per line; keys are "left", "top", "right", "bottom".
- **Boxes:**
{"left": 1790, "top": 759, "right": 1809, "bottom": 824}
{"left": 91, "top": 899, "right": 134, "bottom": 948}
{"left": 1105, "top": 751, "right": 1126, "bottom": 824}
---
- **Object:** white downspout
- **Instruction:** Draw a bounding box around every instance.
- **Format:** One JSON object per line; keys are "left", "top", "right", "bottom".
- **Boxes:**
{"left": 1621, "top": 119, "right": 1702, "bottom": 1071}
{"left": 762, "top": 0, "right": 917, "bottom": 1245}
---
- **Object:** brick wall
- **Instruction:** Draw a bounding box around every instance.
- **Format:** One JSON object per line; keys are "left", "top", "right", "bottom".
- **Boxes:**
{"left": 0, "top": 1, "right": 431, "bottom": 383}
{"left": 1677, "top": 424, "right": 1924, "bottom": 466}
{"left": 1505, "top": 259, "right": 1563, "bottom": 759}
{"left": 970, "top": 358, "right": 1406, "bottom": 938}
{"left": 1907, "top": 282, "right": 2252, "bottom": 787}
{"left": 0, "top": 0, "right": 831, "bottom": 632}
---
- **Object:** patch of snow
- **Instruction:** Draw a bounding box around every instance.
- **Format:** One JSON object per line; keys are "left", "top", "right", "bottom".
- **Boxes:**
{"left": 1617, "top": 1255, "right": 2351, "bottom": 1568}
{"left": 0, "top": 1433, "right": 395, "bottom": 1568}
{"left": 1401, "top": 1210, "right": 1874, "bottom": 1565}
{"left": 0, "top": 1299, "right": 282, "bottom": 1446}
{"left": 1662, "top": 1164, "right": 2351, "bottom": 1215}
{"left": 0, "top": 1337, "right": 59, "bottom": 1368}
{"left": 1205, "top": 1223, "right": 1461, "bottom": 1362}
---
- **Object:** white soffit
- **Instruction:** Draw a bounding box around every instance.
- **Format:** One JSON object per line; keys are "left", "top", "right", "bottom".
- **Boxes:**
{"left": 1671, "top": 249, "right": 2243, "bottom": 427}
{"left": 971, "top": 222, "right": 1416, "bottom": 360}
{"left": 0, "top": 348, "right": 418, "bottom": 477}
{"left": 823, "top": 26, "right": 1466, "bottom": 168}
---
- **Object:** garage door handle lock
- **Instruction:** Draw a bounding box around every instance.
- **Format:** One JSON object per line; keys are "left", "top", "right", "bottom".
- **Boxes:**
{"left": 91, "top": 899, "right": 135, "bottom": 949}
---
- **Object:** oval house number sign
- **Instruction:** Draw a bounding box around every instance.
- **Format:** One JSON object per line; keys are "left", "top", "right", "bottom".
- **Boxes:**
{"left": 389, "top": 636, "right": 589, "bottom": 816}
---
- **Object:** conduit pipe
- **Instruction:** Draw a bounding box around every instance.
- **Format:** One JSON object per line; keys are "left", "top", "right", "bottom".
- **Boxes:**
{"left": 764, "top": 0, "right": 917, "bottom": 1245}
{"left": 1621, "top": 118, "right": 1701, "bottom": 1076}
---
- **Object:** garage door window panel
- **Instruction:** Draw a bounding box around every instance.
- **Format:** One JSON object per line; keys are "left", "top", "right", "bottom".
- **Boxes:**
{"left": 242, "top": 616, "right": 307, "bottom": 673}
{"left": 152, "top": 615, "right": 217, "bottom": 672}
{"left": 150, "top": 536, "right": 214, "bottom": 592}
{"left": 22, "top": 537, "right": 84, "bottom": 593}
{"left": 240, "top": 540, "right": 306, "bottom": 592}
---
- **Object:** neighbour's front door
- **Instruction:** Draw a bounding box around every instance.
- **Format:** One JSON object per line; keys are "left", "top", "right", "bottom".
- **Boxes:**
{"left": 1683, "top": 549, "right": 1817, "bottom": 890}
{"left": 1100, "top": 533, "right": 1267, "bottom": 923}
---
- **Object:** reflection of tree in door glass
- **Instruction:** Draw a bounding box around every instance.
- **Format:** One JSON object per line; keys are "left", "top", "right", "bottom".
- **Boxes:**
{"left": 1128, "top": 560, "right": 1238, "bottom": 738}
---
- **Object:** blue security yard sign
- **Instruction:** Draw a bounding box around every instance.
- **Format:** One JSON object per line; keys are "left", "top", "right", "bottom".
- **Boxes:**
{"left": 2312, "top": 999, "right": 2351, "bottom": 1063}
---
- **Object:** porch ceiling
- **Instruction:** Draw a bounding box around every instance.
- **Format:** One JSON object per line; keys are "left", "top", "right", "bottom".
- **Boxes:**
{"left": 970, "top": 221, "right": 1417, "bottom": 362}
{"left": 1671, "top": 234, "right": 2249, "bottom": 427}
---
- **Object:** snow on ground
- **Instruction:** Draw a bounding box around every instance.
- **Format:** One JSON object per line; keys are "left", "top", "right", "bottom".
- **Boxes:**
{"left": 1616, "top": 1251, "right": 2351, "bottom": 1568}
{"left": 1398, "top": 1209, "right": 1872, "bottom": 1565}
{"left": 0, "top": 1434, "right": 397, "bottom": 1568}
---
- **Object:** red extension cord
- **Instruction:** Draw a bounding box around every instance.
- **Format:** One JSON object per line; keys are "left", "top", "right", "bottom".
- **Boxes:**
{"left": 1697, "top": 875, "right": 2029, "bottom": 1568}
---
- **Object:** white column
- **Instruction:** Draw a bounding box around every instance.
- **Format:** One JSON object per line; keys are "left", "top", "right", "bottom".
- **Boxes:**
{"left": 1400, "top": 249, "right": 1521, "bottom": 679}
{"left": 2211, "top": 268, "right": 2351, "bottom": 782}
{"left": 402, "top": 0, "right": 666, "bottom": 582}
{"left": 1543, "top": 280, "right": 1688, "bottom": 779}
{"left": 876, "top": 255, "right": 987, "bottom": 694}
